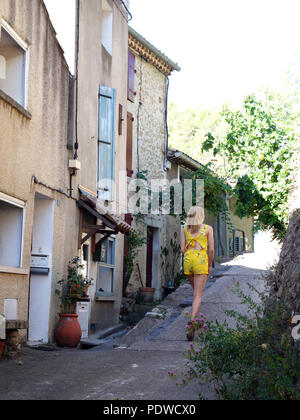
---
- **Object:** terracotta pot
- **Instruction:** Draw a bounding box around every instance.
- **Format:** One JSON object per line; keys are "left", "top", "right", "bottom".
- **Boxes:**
{"left": 0, "top": 342, "right": 5, "bottom": 359}
{"left": 139, "top": 287, "right": 155, "bottom": 303}
{"left": 54, "top": 314, "right": 82, "bottom": 348}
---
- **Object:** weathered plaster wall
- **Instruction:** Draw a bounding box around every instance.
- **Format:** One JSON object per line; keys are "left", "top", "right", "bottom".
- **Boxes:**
{"left": 0, "top": 0, "right": 74, "bottom": 342}
{"left": 77, "top": 0, "right": 129, "bottom": 330}
{"left": 229, "top": 200, "right": 254, "bottom": 252}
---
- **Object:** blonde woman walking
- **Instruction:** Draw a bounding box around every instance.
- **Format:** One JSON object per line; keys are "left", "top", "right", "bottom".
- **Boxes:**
{"left": 181, "top": 206, "right": 215, "bottom": 341}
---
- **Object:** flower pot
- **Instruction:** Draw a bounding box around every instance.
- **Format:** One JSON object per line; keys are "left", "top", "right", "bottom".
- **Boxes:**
{"left": 0, "top": 341, "right": 5, "bottom": 359}
{"left": 139, "top": 287, "right": 155, "bottom": 303}
{"left": 54, "top": 314, "right": 82, "bottom": 348}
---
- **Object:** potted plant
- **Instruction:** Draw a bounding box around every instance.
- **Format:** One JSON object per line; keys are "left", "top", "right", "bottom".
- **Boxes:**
{"left": 54, "top": 258, "right": 93, "bottom": 348}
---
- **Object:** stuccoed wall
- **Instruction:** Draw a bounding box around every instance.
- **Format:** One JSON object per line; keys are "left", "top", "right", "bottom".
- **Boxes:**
{"left": 76, "top": 0, "right": 129, "bottom": 331}
{"left": 229, "top": 212, "right": 254, "bottom": 253}
{"left": 0, "top": 0, "right": 73, "bottom": 342}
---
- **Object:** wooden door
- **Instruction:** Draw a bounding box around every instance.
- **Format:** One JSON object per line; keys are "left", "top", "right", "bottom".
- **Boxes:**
{"left": 146, "top": 227, "right": 154, "bottom": 288}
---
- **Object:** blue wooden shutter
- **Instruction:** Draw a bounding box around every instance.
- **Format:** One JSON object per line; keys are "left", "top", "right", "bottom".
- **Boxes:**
{"left": 98, "top": 86, "right": 116, "bottom": 201}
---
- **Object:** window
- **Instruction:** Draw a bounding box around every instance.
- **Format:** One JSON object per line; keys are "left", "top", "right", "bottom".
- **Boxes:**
{"left": 101, "top": 0, "right": 113, "bottom": 55}
{"left": 128, "top": 51, "right": 136, "bottom": 102}
{"left": 0, "top": 195, "right": 25, "bottom": 268}
{"left": 98, "top": 85, "right": 116, "bottom": 201}
{"left": 97, "top": 237, "right": 116, "bottom": 296}
{"left": 0, "top": 20, "right": 29, "bottom": 107}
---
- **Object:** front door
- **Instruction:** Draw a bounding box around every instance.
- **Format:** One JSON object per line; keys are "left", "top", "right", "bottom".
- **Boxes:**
{"left": 146, "top": 227, "right": 154, "bottom": 288}
{"left": 28, "top": 194, "right": 54, "bottom": 344}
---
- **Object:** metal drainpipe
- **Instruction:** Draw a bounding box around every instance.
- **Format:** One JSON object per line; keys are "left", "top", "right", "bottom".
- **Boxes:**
{"left": 69, "top": 0, "right": 80, "bottom": 198}
{"left": 164, "top": 76, "right": 170, "bottom": 172}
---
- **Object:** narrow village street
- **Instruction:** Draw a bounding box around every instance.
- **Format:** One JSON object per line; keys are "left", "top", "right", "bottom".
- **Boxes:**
{"left": 0, "top": 234, "right": 280, "bottom": 401}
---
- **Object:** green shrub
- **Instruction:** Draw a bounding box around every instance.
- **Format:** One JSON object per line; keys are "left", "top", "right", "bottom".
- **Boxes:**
{"left": 173, "top": 286, "right": 300, "bottom": 400}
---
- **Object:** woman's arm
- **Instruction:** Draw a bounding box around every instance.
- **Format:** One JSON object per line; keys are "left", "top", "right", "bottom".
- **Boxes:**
{"left": 207, "top": 226, "right": 215, "bottom": 274}
{"left": 181, "top": 228, "right": 186, "bottom": 254}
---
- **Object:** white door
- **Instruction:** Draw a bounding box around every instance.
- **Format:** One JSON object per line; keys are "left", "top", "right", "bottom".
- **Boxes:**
{"left": 28, "top": 194, "right": 54, "bottom": 343}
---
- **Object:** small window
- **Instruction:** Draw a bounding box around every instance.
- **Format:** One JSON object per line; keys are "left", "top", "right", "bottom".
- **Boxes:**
{"left": 97, "top": 237, "right": 115, "bottom": 296}
{"left": 0, "top": 198, "right": 24, "bottom": 268}
{"left": 101, "top": 0, "right": 113, "bottom": 56}
{"left": 0, "top": 20, "right": 28, "bottom": 107}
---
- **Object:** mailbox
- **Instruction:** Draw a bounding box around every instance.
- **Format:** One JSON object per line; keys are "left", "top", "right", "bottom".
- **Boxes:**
{"left": 30, "top": 254, "right": 50, "bottom": 275}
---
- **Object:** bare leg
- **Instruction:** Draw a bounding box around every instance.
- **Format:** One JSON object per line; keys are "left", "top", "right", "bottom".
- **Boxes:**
{"left": 188, "top": 275, "right": 194, "bottom": 290}
{"left": 191, "top": 275, "right": 208, "bottom": 320}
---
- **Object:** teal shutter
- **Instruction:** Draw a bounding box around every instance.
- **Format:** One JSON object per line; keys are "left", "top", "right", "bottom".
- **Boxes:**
{"left": 98, "top": 86, "right": 116, "bottom": 201}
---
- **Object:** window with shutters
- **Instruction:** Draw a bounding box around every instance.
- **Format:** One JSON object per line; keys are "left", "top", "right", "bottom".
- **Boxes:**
{"left": 98, "top": 85, "right": 116, "bottom": 202}
{"left": 128, "top": 51, "right": 136, "bottom": 102}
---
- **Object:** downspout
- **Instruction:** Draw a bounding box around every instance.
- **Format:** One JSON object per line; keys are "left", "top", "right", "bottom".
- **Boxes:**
{"left": 164, "top": 76, "right": 170, "bottom": 172}
{"left": 74, "top": 0, "right": 80, "bottom": 160}
{"left": 70, "top": 0, "right": 80, "bottom": 198}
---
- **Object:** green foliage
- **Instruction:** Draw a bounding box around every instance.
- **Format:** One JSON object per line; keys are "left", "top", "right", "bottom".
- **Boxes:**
{"left": 174, "top": 287, "right": 300, "bottom": 400}
{"left": 161, "top": 231, "right": 182, "bottom": 287}
{"left": 202, "top": 91, "right": 300, "bottom": 240}
{"left": 191, "top": 166, "right": 231, "bottom": 216}
{"left": 123, "top": 229, "right": 147, "bottom": 294}
{"left": 168, "top": 103, "right": 227, "bottom": 166}
{"left": 55, "top": 257, "right": 93, "bottom": 314}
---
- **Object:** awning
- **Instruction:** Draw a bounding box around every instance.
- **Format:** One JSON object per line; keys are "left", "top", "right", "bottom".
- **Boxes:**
{"left": 77, "top": 188, "right": 133, "bottom": 241}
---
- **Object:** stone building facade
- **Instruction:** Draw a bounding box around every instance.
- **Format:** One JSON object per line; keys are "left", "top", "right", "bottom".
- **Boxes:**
{"left": 125, "top": 27, "right": 181, "bottom": 301}
{"left": 0, "top": 0, "right": 131, "bottom": 346}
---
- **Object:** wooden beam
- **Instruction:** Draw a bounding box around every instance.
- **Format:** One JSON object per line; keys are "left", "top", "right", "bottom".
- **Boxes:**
{"left": 81, "top": 229, "right": 99, "bottom": 246}
{"left": 95, "top": 234, "right": 111, "bottom": 251}
{"left": 83, "top": 224, "right": 105, "bottom": 232}
{"left": 77, "top": 199, "right": 116, "bottom": 230}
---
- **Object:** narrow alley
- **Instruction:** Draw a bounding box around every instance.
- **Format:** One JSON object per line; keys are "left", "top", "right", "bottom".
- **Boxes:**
{"left": 0, "top": 236, "right": 280, "bottom": 401}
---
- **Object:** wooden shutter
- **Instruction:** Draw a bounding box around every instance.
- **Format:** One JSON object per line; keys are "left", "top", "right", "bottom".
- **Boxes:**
{"left": 126, "top": 112, "right": 133, "bottom": 178}
{"left": 98, "top": 85, "right": 116, "bottom": 201}
{"left": 128, "top": 51, "right": 136, "bottom": 103}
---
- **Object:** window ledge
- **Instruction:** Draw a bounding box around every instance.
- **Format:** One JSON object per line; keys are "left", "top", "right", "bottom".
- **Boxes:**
{"left": 0, "top": 89, "right": 32, "bottom": 120}
{"left": 0, "top": 266, "right": 29, "bottom": 275}
{"left": 95, "top": 294, "right": 116, "bottom": 302}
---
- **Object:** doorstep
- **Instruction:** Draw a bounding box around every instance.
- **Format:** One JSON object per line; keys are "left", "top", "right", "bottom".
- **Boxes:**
{"left": 80, "top": 324, "right": 127, "bottom": 348}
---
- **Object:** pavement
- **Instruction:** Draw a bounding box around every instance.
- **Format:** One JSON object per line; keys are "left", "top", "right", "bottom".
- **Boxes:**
{"left": 0, "top": 246, "right": 280, "bottom": 401}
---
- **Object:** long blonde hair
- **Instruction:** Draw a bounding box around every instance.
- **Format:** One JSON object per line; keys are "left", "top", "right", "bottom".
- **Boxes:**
{"left": 186, "top": 206, "right": 205, "bottom": 234}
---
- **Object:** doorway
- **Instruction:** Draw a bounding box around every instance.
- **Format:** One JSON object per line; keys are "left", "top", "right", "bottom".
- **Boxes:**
{"left": 28, "top": 194, "right": 54, "bottom": 344}
{"left": 146, "top": 226, "right": 159, "bottom": 291}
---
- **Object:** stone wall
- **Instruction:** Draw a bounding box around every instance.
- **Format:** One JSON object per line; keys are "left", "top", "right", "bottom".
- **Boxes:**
{"left": 126, "top": 52, "right": 174, "bottom": 301}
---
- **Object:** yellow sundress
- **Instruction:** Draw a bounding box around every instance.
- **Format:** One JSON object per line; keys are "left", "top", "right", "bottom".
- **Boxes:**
{"left": 183, "top": 225, "right": 209, "bottom": 275}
